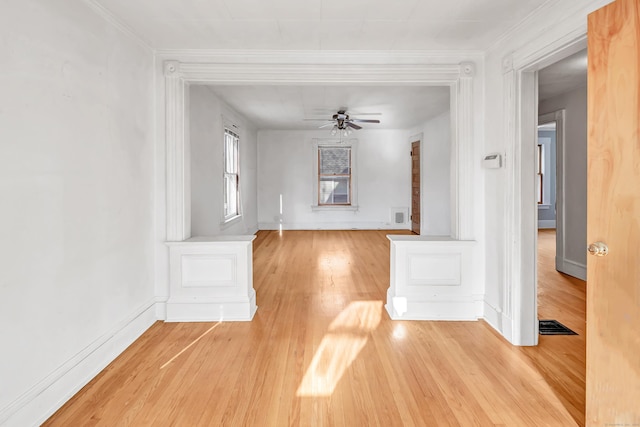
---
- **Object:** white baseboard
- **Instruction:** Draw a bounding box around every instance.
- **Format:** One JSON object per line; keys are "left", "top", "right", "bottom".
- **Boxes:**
{"left": 385, "top": 294, "right": 483, "bottom": 321}
{"left": 258, "top": 221, "right": 410, "bottom": 230}
{"left": 155, "top": 296, "right": 168, "bottom": 320}
{"left": 557, "top": 258, "right": 587, "bottom": 281}
{"left": 483, "top": 303, "right": 515, "bottom": 344}
{"left": 482, "top": 301, "right": 503, "bottom": 331}
{"left": 0, "top": 299, "right": 157, "bottom": 427}
{"left": 500, "top": 313, "right": 514, "bottom": 344}
{"left": 166, "top": 292, "right": 257, "bottom": 322}
{"left": 537, "top": 220, "right": 556, "bottom": 229}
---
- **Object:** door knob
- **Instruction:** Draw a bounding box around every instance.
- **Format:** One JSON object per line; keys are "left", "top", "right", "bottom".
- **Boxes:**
{"left": 587, "top": 242, "right": 609, "bottom": 256}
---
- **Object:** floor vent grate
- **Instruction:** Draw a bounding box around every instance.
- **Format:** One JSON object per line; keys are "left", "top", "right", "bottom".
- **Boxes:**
{"left": 539, "top": 319, "right": 578, "bottom": 335}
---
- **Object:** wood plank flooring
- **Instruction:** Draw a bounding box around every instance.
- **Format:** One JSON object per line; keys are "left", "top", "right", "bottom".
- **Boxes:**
{"left": 44, "top": 230, "right": 586, "bottom": 426}
{"left": 518, "top": 229, "right": 586, "bottom": 426}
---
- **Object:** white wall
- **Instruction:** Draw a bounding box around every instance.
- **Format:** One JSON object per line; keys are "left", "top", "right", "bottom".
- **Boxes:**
{"left": 258, "top": 129, "right": 410, "bottom": 229}
{"left": 408, "top": 111, "right": 451, "bottom": 236}
{"left": 189, "top": 85, "right": 258, "bottom": 236}
{"left": 539, "top": 86, "right": 587, "bottom": 266}
{"left": 0, "top": 1, "right": 155, "bottom": 424}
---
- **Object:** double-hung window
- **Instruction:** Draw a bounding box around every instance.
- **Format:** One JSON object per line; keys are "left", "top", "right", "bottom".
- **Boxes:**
{"left": 536, "top": 143, "right": 543, "bottom": 205}
{"left": 223, "top": 128, "right": 240, "bottom": 221}
{"left": 318, "top": 146, "right": 352, "bottom": 205}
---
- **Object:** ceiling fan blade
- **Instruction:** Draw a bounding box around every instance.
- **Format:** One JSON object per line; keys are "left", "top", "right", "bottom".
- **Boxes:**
{"left": 346, "top": 122, "right": 362, "bottom": 130}
{"left": 303, "top": 118, "right": 333, "bottom": 121}
{"left": 318, "top": 122, "right": 336, "bottom": 128}
{"left": 350, "top": 119, "right": 380, "bottom": 124}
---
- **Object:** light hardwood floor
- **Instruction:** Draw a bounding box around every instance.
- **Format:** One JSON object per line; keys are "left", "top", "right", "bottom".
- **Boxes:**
{"left": 44, "top": 230, "right": 586, "bottom": 426}
{"left": 521, "top": 229, "right": 586, "bottom": 426}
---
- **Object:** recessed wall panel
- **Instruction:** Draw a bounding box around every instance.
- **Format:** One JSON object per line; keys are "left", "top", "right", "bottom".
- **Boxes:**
{"left": 182, "top": 255, "right": 236, "bottom": 287}
{"left": 408, "top": 253, "right": 461, "bottom": 286}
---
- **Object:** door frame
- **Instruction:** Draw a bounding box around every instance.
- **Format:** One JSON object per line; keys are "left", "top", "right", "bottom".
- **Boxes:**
{"left": 504, "top": 34, "right": 587, "bottom": 345}
{"left": 409, "top": 135, "right": 422, "bottom": 234}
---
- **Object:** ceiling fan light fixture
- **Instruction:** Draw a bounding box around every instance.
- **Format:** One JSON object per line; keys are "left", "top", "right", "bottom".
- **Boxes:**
{"left": 313, "top": 109, "right": 381, "bottom": 135}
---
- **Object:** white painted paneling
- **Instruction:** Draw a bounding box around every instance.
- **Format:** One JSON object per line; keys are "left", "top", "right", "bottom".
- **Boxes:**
{"left": 189, "top": 85, "right": 259, "bottom": 237}
{"left": 257, "top": 129, "right": 411, "bottom": 230}
{"left": 386, "top": 236, "right": 479, "bottom": 320}
{"left": 0, "top": 0, "right": 154, "bottom": 424}
{"left": 182, "top": 255, "right": 236, "bottom": 286}
{"left": 408, "top": 254, "right": 462, "bottom": 286}
{"left": 166, "top": 237, "right": 257, "bottom": 321}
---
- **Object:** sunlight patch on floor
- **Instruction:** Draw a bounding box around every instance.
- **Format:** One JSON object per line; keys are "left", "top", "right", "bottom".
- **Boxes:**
{"left": 297, "top": 301, "right": 383, "bottom": 397}
{"left": 160, "top": 322, "right": 221, "bottom": 369}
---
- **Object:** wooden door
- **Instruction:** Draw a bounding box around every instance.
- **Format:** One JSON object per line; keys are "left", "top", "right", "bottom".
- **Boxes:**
{"left": 587, "top": 0, "right": 640, "bottom": 423}
{"left": 411, "top": 141, "right": 420, "bottom": 234}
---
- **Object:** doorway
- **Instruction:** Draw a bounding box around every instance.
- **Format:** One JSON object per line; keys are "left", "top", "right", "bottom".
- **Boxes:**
{"left": 411, "top": 140, "right": 420, "bottom": 235}
{"left": 533, "top": 47, "right": 588, "bottom": 347}
{"left": 503, "top": 35, "right": 588, "bottom": 345}
{"left": 537, "top": 111, "right": 562, "bottom": 273}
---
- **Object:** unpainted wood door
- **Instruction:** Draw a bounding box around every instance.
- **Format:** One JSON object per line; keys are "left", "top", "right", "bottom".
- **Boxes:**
{"left": 411, "top": 141, "right": 420, "bottom": 234}
{"left": 587, "top": 0, "right": 640, "bottom": 423}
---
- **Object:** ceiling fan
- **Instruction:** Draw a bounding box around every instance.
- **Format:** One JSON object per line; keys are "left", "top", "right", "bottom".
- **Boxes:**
{"left": 304, "top": 109, "right": 381, "bottom": 135}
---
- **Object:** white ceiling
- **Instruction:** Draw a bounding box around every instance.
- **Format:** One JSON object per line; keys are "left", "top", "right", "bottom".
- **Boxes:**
{"left": 92, "top": 0, "right": 551, "bottom": 50}
{"left": 202, "top": 85, "right": 450, "bottom": 130}
{"left": 538, "top": 49, "right": 588, "bottom": 101}
{"left": 89, "top": 0, "right": 567, "bottom": 131}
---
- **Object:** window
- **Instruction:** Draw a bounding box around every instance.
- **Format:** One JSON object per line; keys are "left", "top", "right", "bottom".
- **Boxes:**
{"left": 223, "top": 128, "right": 240, "bottom": 221}
{"left": 318, "top": 146, "right": 351, "bottom": 205}
{"left": 311, "top": 139, "right": 358, "bottom": 211}
{"left": 536, "top": 143, "right": 543, "bottom": 204}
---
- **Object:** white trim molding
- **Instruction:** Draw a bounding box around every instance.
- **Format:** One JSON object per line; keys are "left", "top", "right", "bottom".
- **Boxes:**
{"left": 81, "top": 0, "right": 153, "bottom": 51}
{"left": 164, "top": 60, "right": 189, "bottom": 241}
{"left": 161, "top": 58, "right": 479, "bottom": 244}
{"left": 500, "top": 21, "right": 594, "bottom": 344}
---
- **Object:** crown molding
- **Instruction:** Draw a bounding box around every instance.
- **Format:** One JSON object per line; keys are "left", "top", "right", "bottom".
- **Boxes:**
{"left": 502, "top": 55, "right": 514, "bottom": 74}
{"left": 81, "top": 0, "right": 154, "bottom": 52}
{"left": 167, "top": 62, "right": 474, "bottom": 85}
{"left": 154, "top": 49, "right": 484, "bottom": 65}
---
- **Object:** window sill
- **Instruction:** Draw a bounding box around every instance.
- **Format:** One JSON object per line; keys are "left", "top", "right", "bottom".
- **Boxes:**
{"left": 220, "top": 215, "right": 242, "bottom": 229}
{"left": 311, "top": 205, "right": 359, "bottom": 212}
{"left": 537, "top": 204, "right": 551, "bottom": 210}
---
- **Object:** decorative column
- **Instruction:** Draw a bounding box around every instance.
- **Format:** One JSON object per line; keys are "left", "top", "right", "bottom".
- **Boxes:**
{"left": 164, "top": 60, "right": 189, "bottom": 242}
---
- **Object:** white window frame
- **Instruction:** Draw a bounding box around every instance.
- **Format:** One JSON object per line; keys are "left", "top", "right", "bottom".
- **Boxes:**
{"left": 536, "top": 143, "right": 543, "bottom": 205}
{"left": 223, "top": 125, "right": 241, "bottom": 223}
{"left": 311, "top": 139, "right": 358, "bottom": 211}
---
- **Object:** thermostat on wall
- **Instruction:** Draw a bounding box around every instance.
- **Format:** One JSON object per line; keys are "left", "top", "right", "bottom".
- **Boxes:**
{"left": 483, "top": 153, "right": 502, "bottom": 169}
